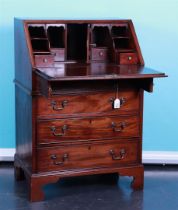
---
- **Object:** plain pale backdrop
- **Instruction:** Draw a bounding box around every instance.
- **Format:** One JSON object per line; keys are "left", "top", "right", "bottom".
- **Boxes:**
{"left": 0, "top": 0, "right": 177, "bottom": 151}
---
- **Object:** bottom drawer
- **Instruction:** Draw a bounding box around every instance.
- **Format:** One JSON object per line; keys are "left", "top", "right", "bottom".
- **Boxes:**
{"left": 37, "top": 140, "right": 139, "bottom": 172}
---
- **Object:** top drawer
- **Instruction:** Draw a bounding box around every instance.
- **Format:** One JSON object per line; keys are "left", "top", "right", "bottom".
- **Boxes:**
{"left": 36, "top": 90, "right": 140, "bottom": 117}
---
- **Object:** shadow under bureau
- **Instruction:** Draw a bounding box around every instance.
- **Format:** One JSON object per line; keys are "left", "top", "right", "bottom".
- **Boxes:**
{"left": 14, "top": 19, "right": 166, "bottom": 201}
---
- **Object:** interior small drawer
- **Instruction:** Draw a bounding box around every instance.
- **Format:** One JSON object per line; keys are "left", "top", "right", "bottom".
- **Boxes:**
{"left": 36, "top": 90, "right": 140, "bottom": 117}
{"left": 119, "top": 53, "right": 138, "bottom": 65}
{"left": 37, "top": 140, "right": 139, "bottom": 172}
{"left": 37, "top": 115, "right": 140, "bottom": 145}
{"left": 34, "top": 55, "right": 54, "bottom": 67}
{"left": 51, "top": 48, "right": 65, "bottom": 61}
{"left": 91, "top": 47, "right": 109, "bottom": 61}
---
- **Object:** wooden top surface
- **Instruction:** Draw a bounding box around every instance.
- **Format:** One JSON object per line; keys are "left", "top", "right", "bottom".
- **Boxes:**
{"left": 35, "top": 63, "right": 166, "bottom": 81}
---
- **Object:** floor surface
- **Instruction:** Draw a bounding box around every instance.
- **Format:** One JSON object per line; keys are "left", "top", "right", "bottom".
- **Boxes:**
{"left": 0, "top": 162, "right": 178, "bottom": 210}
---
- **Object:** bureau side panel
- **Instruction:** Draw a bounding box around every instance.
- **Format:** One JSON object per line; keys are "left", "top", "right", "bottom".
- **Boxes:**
{"left": 15, "top": 85, "right": 32, "bottom": 172}
{"left": 138, "top": 89, "right": 144, "bottom": 163}
{"left": 14, "top": 19, "right": 32, "bottom": 90}
{"left": 128, "top": 20, "right": 144, "bottom": 65}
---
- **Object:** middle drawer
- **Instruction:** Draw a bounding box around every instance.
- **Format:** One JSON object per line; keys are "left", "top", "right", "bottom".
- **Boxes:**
{"left": 37, "top": 115, "right": 140, "bottom": 144}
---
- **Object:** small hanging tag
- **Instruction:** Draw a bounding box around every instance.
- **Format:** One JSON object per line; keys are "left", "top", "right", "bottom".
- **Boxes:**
{"left": 114, "top": 98, "right": 120, "bottom": 109}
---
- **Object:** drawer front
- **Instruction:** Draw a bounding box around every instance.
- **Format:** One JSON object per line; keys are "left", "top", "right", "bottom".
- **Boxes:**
{"left": 35, "top": 55, "right": 54, "bottom": 67}
{"left": 91, "top": 48, "right": 108, "bottom": 61}
{"left": 37, "top": 115, "right": 139, "bottom": 144}
{"left": 36, "top": 90, "right": 140, "bottom": 116}
{"left": 120, "top": 53, "right": 138, "bottom": 65}
{"left": 37, "top": 140, "right": 139, "bottom": 172}
{"left": 51, "top": 48, "right": 65, "bottom": 61}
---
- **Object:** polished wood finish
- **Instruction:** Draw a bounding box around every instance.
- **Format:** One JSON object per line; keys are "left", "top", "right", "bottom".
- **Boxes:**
{"left": 14, "top": 19, "right": 166, "bottom": 202}
{"left": 36, "top": 64, "right": 166, "bottom": 81}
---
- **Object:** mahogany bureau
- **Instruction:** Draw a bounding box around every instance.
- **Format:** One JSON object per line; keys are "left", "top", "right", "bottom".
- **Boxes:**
{"left": 14, "top": 19, "right": 166, "bottom": 201}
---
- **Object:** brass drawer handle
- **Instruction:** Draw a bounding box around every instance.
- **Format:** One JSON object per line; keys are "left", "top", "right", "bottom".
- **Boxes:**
{"left": 99, "top": 51, "right": 104, "bottom": 57}
{"left": 90, "top": 43, "right": 97, "bottom": 47}
{"left": 51, "top": 153, "right": 68, "bottom": 165}
{"left": 109, "top": 149, "right": 126, "bottom": 160}
{"left": 50, "top": 125, "right": 68, "bottom": 136}
{"left": 43, "top": 58, "right": 48, "bottom": 63}
{"left": 51, "top": 52, "right": 57, "bottom": 56}
{"left": 51, "top": 100, "right": 68, "bottom": 111}
{"left": 111, "top": 122, "right": 126, "bottom": 132}
{"left": 109, "top": 97, "right": 126, "bottom": 107}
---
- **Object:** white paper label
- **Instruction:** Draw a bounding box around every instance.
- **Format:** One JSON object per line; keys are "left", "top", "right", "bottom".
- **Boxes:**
{"left": 114, "top": 98, "right": 120, "bottom": 109}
